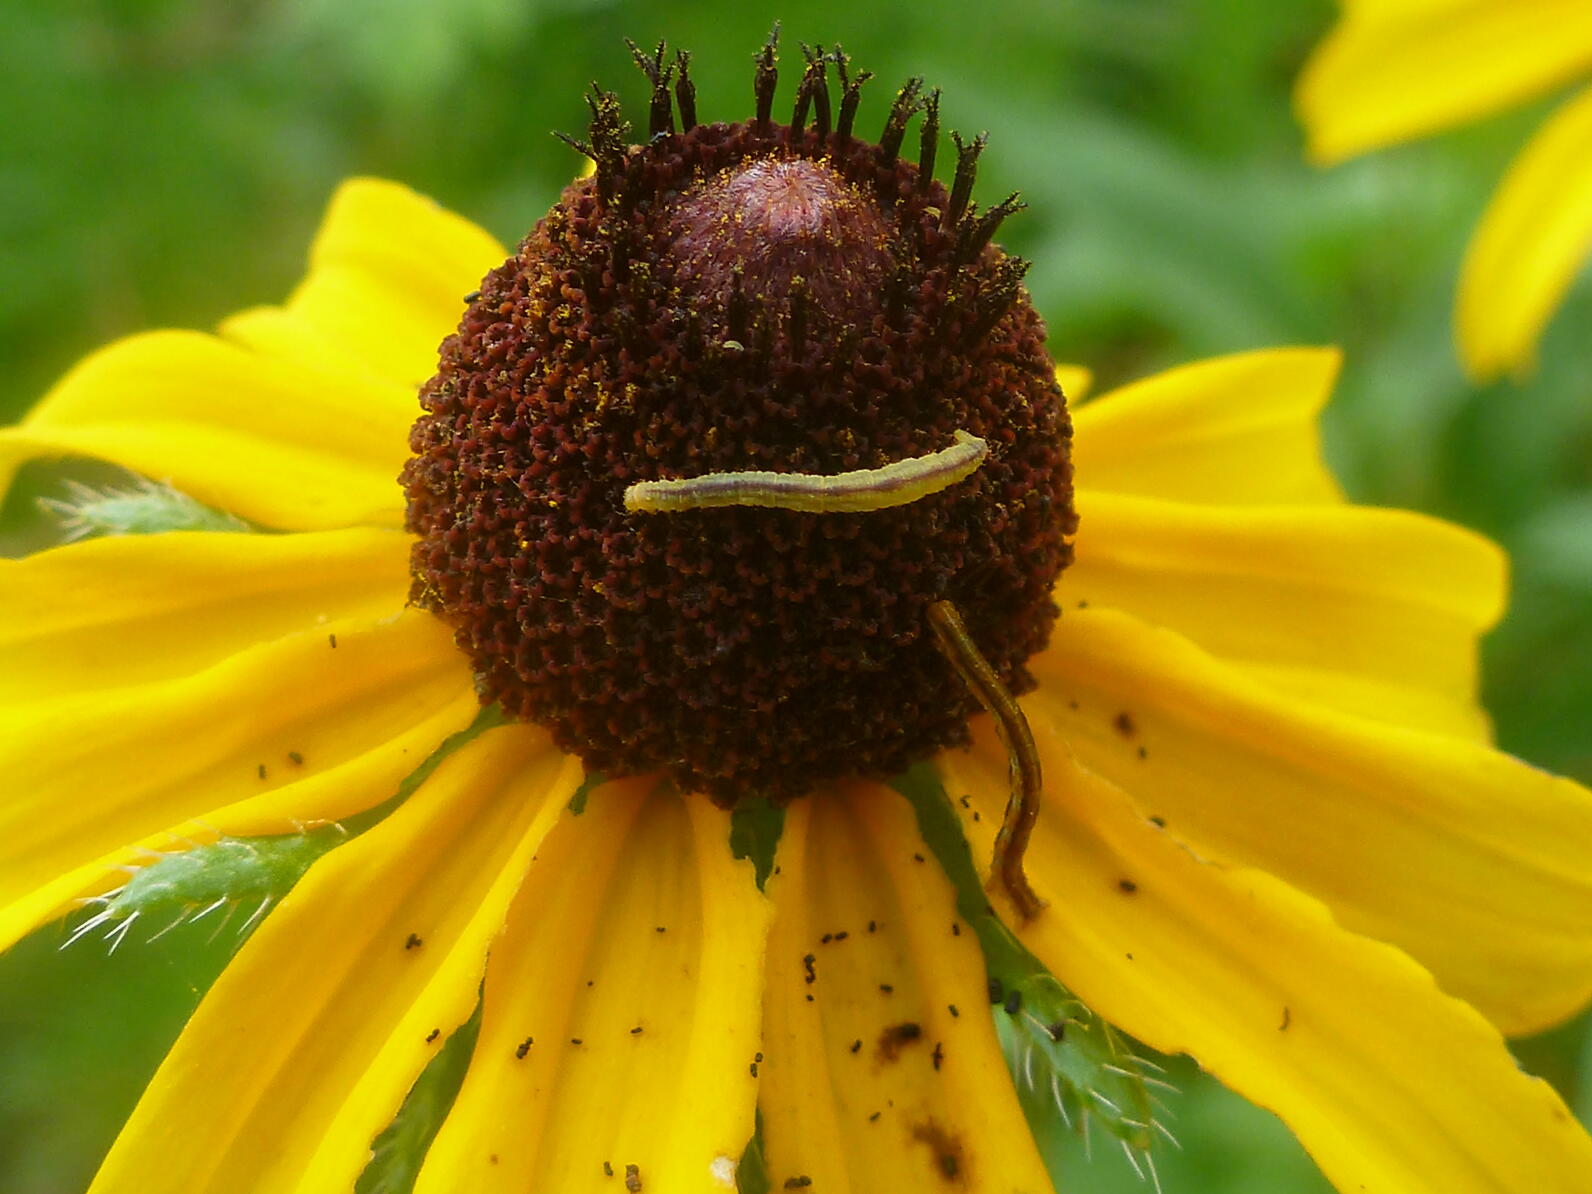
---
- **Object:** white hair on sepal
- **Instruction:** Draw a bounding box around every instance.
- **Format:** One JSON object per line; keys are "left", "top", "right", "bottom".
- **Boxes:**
{"left": 989, "top": 968, "right": 1178, "bottom": 1189}
{"left": 59, "top": 824, "right": 346, "bottom": 955}
{"left": 38, "top": 476, "right": 249, "bottom": 539}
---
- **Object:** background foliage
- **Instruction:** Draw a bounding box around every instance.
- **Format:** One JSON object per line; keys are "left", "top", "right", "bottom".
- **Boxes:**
{"left": 1, "top": 0, "right": 1588, "bottom": 1190}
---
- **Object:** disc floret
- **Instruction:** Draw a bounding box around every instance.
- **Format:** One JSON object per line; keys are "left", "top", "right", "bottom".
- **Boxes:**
{"left": 402, "top": 31, "right": 1077, "bottom": 802}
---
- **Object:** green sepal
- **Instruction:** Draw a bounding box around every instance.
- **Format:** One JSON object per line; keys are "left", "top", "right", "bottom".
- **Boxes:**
{"left": 356, "top": 999, "right": 484, "bottom": 1194}
{"left": 39, "top": 478, "right": 250, "bottom": 539}
{"left": 730, "top": 796, "right": 785, "bottom": 891}
{"left": 894, "top": 762, "right": 1166, "bottom": 1176}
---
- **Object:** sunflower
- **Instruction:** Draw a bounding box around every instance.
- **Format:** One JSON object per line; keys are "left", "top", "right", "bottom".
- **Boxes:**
{"left": 1295, "top": 0, "right": 1592, "bottom": 380}
{"left": 5, "top": 37, "right": 1592, "bottom": 1194}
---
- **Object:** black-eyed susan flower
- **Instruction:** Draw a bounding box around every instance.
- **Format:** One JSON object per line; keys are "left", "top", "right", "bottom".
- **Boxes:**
{"left": 4, "top": 33, "right": 1592, "bottom": 1194}
{"left": 1295, "top": 0, "right": 1592, "bottom": 380}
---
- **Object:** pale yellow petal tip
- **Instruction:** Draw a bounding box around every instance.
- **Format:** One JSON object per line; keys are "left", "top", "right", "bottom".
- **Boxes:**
{"left": 1292, "top": 88, "right": 1355, "bottom": 168}
{"left": 1457, "top": 259, "right": 1547, "bottom": 384}
{"left": 311, "top": 176, "right": 510, "bottom": 270}
{"left": 1054, "top": 363, "right": 1093, "bottom": 401}
{"left": 1261, "top": 343, "right": 1346, "bottom": 414}
{"left": 1454, "top": 84, "right": 1592, "bottom": 385}
{"left": 326, "top": 176, "right": 449, "bottom": 218}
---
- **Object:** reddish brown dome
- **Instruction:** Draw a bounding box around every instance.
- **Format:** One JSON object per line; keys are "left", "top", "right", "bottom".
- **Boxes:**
{"left": 401, "top": 37, "right": 1076, "bottom": 803}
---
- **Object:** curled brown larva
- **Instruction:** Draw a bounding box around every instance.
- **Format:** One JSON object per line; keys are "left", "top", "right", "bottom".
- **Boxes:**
{"left": 623, "top": 430, "right": 989, "bottom": 515}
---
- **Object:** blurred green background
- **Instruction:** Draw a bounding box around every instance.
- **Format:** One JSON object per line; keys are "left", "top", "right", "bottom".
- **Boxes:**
{"left": 1, "top": 0, "right": 1588, "bottom": 1191}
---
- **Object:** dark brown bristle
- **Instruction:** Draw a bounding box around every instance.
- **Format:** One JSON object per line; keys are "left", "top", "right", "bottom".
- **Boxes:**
{"left": 917, "top": 88, "right": 941, "bottom": 186}
{"left": 583, "top": 85, "right": 630, "bottom": 203}
{"left": 674, "top": 50, "right": 697, "bottom": 130}
{"left": 957, "top": 192, "right": 1026, "bottom": 264}
{"left": 627, "top": 39, "right": 676, "bottom": 137}
{"left": 879, "top": 76, "right": 923, "bottom": 163}
{"left": 402, "top": 37, "right": 1075, "bottom": 802}
{"left": 971, "top": 255, "right": 1033, "bottom": 338}
{"left": 833, "top": 47, "right": 872, "bottom": 143}
{"left": 754, "top": 24, "right": 781, "bottom": 126}
{"left": 945, "top": 131, "right": 986, "bottom": 227}
{"left": 793, "top": 45, "right": 831, "bottom": 140}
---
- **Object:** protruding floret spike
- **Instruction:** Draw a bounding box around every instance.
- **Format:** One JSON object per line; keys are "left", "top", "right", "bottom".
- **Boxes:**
{"left": 917, "top": 87, "right": 941, "bottom": 186}
{"left": 957, "top": 191, "right": 1026, "bottom": 263}
{"left": 792, "top": 44, "right": 831, "bottom": 140}
{"left": 832, "top": 47, "right": 874, "bottom": 142}
{"left": 626, "top": 38, "right": 676, "bottom": 137}
{"left": 674, "top": 49, "right": 697, "bottom": 131}
{"left": 552, "top": 130, "right": 595, "bottom": 162}
{"left": 879, "top": 76, "right": 924, "bottom": 163}
{"left": 565, "top": 85, "right": 631, "bottom": 206}
{"left": 789, "top": 276, "right": 810, "bottom": 356}
{"left": 945, "top": 130, "right": 988, "bottom": 227}
{"left": 754, "top": 23, "right": 781, "bottom": 127}
{"left": 970, "top": 254, "right": 1031, "bottom": 339}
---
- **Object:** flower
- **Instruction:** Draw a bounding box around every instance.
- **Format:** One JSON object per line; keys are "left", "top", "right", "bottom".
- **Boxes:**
{"left": 1295, "top": 0, "right": 1592, "bottom": 380}
{"left": 5, "top": 68, "right": 1592, "bottom": 1194}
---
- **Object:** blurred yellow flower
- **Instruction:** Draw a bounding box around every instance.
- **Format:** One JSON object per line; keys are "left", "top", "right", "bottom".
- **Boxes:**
{"left": 1295, "top": 0, "right": 1592, "bottom": 379}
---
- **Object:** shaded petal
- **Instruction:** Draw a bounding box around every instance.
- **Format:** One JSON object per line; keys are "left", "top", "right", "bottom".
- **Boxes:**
{"left": 87, "top": 723, "right": 582, "bottom": 1194}
{"left": 759, "top": 785, "right": 1052, "bottom": 1194}
{"left": 2, "top": 331, "right": 408, "bottom": 530}
{"left": 415, "top": 779, "right": 768, "bottom": 1193}
{"left": 0, "top": 528, "right": 410, "bottom": 701}
{"left": 221, "top": 178, "right": 507, "bottom": 393}
{"left": 1065, "top": 491, "right": 1506, "bottom": 739}
{"left": 1018, "top": 607, "right": 1592, "bottom": 1034}
{"left": 1070, "top": 348, "right": 1343, "bottom": 506}
{"left": 0, "top": 608, "right": 478, "bottom": 950}
{"left": 1296, "top": 1, "right": 1592, "bottom": 163}
{"left": 948, "top": 733, "right": 1592, "bottom": 1194}
{"left": 1458, "top": 83, "right": 1592, "bottom": 379}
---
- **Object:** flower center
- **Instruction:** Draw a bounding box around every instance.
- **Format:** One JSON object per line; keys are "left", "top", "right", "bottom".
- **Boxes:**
{"left": 663, "top": 156, "right": 893, "bottom": 331}
{"left": 401, "top": 39, "right": 1077, "bottom": 804}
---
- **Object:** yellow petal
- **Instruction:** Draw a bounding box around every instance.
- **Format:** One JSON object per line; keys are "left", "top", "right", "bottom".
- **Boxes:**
{"left": 0, "top": 528, "right": 410, "bottom": 701}
{"left": 1019, "top": 607, "right": 1592, "bottom": 1034}
{"left": 0, "top": 608, "right": 478, "bottom": 950}
{"left": 88, "top": 723, "right": 582, "bottom": 1194}
{"left": 223, "top": 178, "right": 507, "bottom": 392}
{"left": 948, "top": 732, "right": 1592, "bottom": 1194}
{"left": 3, "top": 331, "right": 408, "bottom": 529}
{"left": 1053, "top": 362, "right": 1093, "bottom": 402}
{"left": 416, "top": 779, "right": 769, "bottom": 1193}
{"left": 1070, "top": 347, "right": 1343, "bottom": 506}
{"left": 1065, "top": 491, "right": 1506, "bottom": 739}
{"left": 1458, "top": 83, "right": 1592, "bottom": 379}
{"left": 1340, "top": 0, "right": 1476, "bottom": 22}
{"left": 1296, "top": 0, "right": 1592, "bottom": 163}
{"left": 759, "top": 785, "right": 1052, "bottom": 1194}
